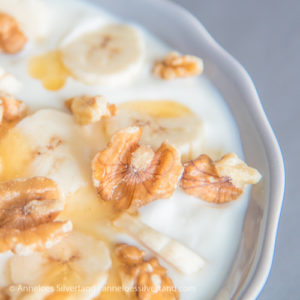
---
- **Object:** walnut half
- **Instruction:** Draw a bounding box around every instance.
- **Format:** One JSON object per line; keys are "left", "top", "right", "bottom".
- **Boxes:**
{"left": 0, "top": 177, "right": 72, "bottom": 255}
{"left": 65, "top": 95, "right": 116, "bottom": 125}
{"left": 115, "top": 244, "right": 179, "bottom": 300}
{"left": 92, "top": 126, "right": 183, "bottom": 211}
{"left": 153, "top": 52, "right": 203, "bottom": 80}
{"left": 180, "top": 153, "right": 261, "bottom": 203}
{"left": 0, "top": 12, "right": 27, "bottom": 54}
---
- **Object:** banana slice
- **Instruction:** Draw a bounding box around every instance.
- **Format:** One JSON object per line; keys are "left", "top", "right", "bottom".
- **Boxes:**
{"left": 9, "top": 231, "right": 112, "bottom": 300}
{"left": 114, "top": 213, "right": 205, "bottom": 275}
{"left": 104, "top": 101, "right": 203, "bottom": 162}
{"left": 0, "top": 67, "right": 21, "bottom": 95}
{"left": 0, "top": 0, "right": 51, "bottom": 40}
{"left": 16, "top": 109, "right": 89, "bottom": 198}
{"left": 60, "top": 24, "right": 144, "bottom": 86}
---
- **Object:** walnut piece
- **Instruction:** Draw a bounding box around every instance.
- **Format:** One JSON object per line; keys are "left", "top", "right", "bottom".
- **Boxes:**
{"left": 65, "top": 95, "right": 116, "bottom": 125}
{"left": 153, "top": 52, "right": 203, "bottom": 80}
{"left": 116, "top": 243, "right": 145, "bottom": 264}
{"left": 116, "top": 244, "right": 179, "bottom": 300}
{"left": 215, "top": 153, "right": 262, "bottom": 188}
{"left": 0, "top": 92, "right": 27, "bottom": 124}
{"left": 92, "top": 126, "right": 183, "bottom": 211}
{"left": 0, "top": 177, "right": 72, "bottom": 255}
{"left": 180, "top": 153, "right": 261, "bottom": 203}
{"left": 0, "top": 12, "right": 27, "bottom": 54}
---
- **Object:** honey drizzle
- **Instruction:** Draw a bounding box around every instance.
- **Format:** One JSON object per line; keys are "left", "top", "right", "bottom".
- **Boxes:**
{"left": 119, "top": 100, "right": 194, "bottom": 118}
{"left": 28, "top": 50, "right": 70, "bottom": 91}
{"left": 0, "top": 125, "right": 32, "bottom": 181}
{"left": 59, "top": 186, "right": 136, "bottom": 299}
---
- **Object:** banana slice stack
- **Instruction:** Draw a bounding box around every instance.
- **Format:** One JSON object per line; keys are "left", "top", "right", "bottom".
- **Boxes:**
{"left": 61, "top": 24, "right": 145, "bottom": 87}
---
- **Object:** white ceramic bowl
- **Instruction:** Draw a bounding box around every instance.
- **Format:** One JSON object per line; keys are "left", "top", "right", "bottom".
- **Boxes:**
{"left": 89, "top": 0, "right": 285, "bottom": 298}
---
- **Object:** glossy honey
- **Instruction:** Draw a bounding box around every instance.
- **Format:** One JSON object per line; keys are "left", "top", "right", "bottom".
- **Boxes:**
{"left": 28, "top": 50, "right": 70, "bottom": 91}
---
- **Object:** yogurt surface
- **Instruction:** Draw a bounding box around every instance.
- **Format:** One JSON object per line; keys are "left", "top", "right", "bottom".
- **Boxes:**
{"left": 0, "top": 0, "right": 250, "bottom": 299}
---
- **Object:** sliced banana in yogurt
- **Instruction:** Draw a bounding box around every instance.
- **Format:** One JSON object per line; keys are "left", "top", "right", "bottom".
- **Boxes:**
{"left": 16, "top": 109, "right": 90, "bottom": 198}
{"left": 60, "top": 24, "right": 145, "bottom": 86}
{"left": 104, "top": 100, "right": 204, "bottom": 161}
{"left": 114, "top": 213, "right": 205, "bottom": 275}
{"left": 9, "top": 231, "right": 111, "bottom": 300}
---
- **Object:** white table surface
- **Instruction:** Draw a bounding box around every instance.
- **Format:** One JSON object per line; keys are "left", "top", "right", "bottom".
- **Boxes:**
{"left": 172, "top": 0, "right": 298, "bottom": 299}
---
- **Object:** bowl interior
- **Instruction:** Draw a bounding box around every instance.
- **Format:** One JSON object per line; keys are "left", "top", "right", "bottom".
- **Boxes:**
{"left": 89, "top": 0, "right": 284, "bottom": 299}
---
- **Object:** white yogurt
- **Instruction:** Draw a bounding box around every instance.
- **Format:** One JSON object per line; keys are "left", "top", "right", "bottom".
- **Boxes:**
{"left": 0, "top": 0, "right": 249, "bottom": 299}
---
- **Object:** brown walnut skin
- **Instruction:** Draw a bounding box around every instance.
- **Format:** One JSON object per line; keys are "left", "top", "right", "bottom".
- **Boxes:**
{"left": 92, "top": 126, "right": 183, "bottom": 211}
{"left": 0, "top": 177, "right": 71, "bottom": 254}
{"left": 115, "top": 244, "right": 179, "bottom": 300}
{"left": 180, "top": 154, "right": 242, "bottom": 203}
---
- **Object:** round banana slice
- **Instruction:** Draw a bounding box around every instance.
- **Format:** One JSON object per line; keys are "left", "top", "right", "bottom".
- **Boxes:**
{"left": 9, "top": 231, "right": 111, "bottom": 300}
{"left": 61, "top": 24, "right": 145, "bottom": 86}
{"left": 16, "top": 109, "right": 90, "bottom": 198}
{"left": 104, "top": 101, "right": 204, "bottom": 162}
